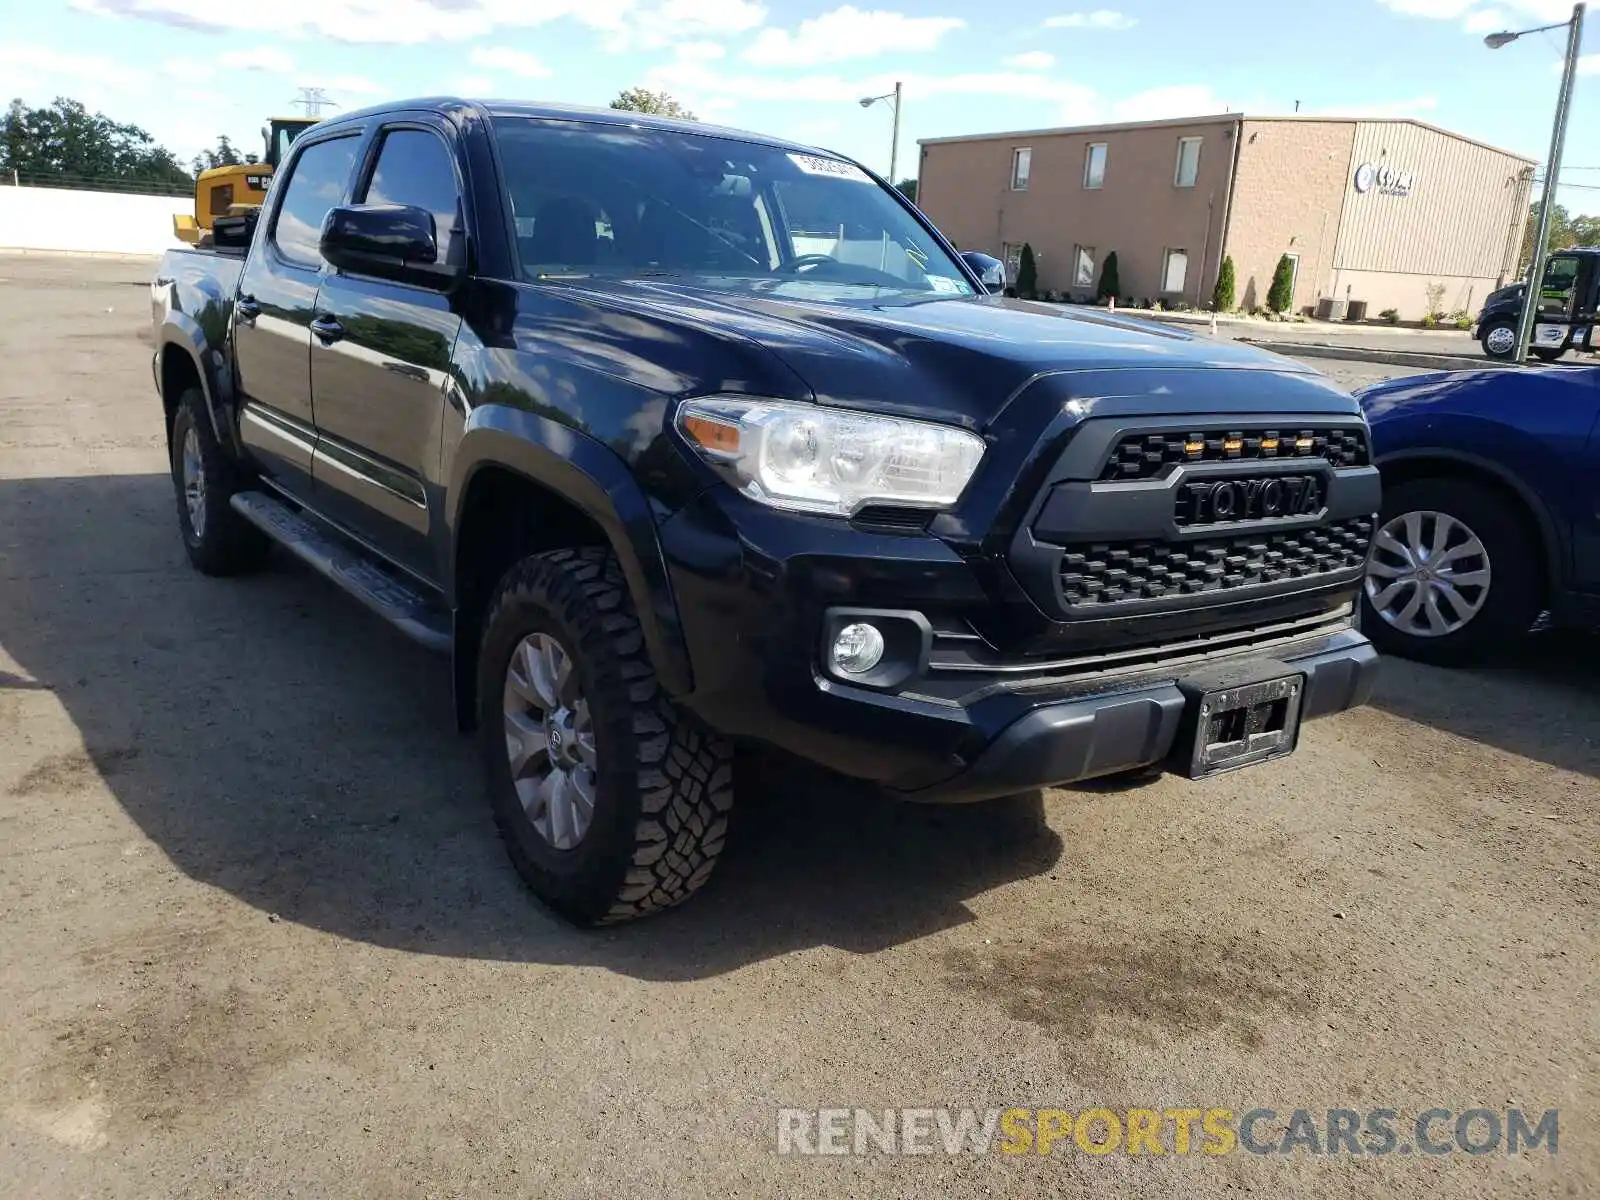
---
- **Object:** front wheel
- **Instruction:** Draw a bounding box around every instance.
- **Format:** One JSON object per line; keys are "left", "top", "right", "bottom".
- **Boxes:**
{"left": 1479, "top": 318, "right": 1517, "bottom": 360}
{"left": 1359, "top": 478, "right": 1541, "bottom": 666}
{"left": 477, "top": 547, "right": 735, "bottom": 925}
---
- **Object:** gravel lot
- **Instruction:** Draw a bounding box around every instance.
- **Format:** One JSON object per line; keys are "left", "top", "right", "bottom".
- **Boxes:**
{"left": 1, "top": 252, "right": 1595, "bottom": 1199}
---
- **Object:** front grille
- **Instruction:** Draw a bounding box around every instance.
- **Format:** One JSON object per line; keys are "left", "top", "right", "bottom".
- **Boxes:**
{"left": 1100, "top": 427, "right": 1369, "bottom": 480}
{"left": 1057, "top": 517, "right": 1374, "bottom": 608}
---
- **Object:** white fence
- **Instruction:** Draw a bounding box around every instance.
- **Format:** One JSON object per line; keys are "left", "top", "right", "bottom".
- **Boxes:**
{"left": 0, "top": 186, "right": 189, "bottom": 256}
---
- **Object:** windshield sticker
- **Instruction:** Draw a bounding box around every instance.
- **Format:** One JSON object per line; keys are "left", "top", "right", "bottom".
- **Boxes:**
{"left": 927, "top": 276, "right": 962, "bottom": 294}
{"left": 788, "top": 153, "right": 873, "bottom": 182}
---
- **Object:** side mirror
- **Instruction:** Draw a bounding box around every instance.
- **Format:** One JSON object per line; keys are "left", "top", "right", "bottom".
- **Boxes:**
{"left": 320, "top": 204, "right": 461, "bottom": 290}
{"left": 960, "top": 251, "right": 1006, "bottom": 295}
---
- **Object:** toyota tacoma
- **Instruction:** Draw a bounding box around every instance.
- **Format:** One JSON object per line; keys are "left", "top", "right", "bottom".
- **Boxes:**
{"left": 150, "top": 99, "right": 1380, "bottom": 925}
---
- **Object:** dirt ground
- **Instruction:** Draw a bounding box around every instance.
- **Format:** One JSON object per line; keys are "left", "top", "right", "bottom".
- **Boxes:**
{"left": 0, "top": 252, "right": 1595, "bottom": 1199}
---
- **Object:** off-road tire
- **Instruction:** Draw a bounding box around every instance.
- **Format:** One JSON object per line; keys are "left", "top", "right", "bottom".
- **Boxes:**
{"left": 169, "top": 387, "right": 270, "bottom": 576}
{"left": 477, "top": 547, "right": 734, "bottom": 926}
{"left": 1359, "top": 477, "right": 1542, "bottom": 667}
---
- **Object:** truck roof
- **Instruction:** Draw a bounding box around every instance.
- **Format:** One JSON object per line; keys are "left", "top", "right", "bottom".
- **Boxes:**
{"left": 313, "top": 98, "right": 833, "bottom": 159}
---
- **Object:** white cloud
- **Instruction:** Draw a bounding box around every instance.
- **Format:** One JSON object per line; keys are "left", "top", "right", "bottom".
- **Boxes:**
{"left": 1042, "top": 9, "right": 1137, "bottom": 29}
{"left": 744, "top": 6, "right": 964, "bottom": 66}
{"left": 673, "top": 40, "right": 727, "bottom": 60}
{"left": 299, "top": 74, "right": 386, "bottom": 96}
{"left": 220, "top": 46, "right": 296, "bottom": 73}
{"left": 161, "top": 56, "right": 215, "bottom": 81}
{"left": 1004, "top": 50, "right": 1056, "bottom": 70}
{"left": 68, "top": 0, "right": 635, "bottom": 44}
{"left": 470, "top": 46, "right": 549, "bottom": 77}
{"left": 1463, "top": 8, "right": 1509, "bottom": 32}
{"left": 606, "top": 0, "right": 764, "bottom": 51}
{"left": 1578, "top": 53, "right": 1600, "bottom": 74}
{"left": 0, "top": 44, "right": 147, "bottom": 93}
{"left": 1376, "top": 0, "right": 1574, "bottom": 25}
{"left": 1105, "top": 84, "right": 1228, "bottom": 122}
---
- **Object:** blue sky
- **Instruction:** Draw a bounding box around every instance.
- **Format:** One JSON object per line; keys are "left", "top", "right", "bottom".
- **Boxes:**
{"left": 5, "top": 0, "right": 1597, "bottom": 212}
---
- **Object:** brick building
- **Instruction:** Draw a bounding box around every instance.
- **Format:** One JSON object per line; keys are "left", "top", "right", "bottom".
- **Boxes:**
{"left": 917, "top": 114, "right": 1535, "bottom": 320}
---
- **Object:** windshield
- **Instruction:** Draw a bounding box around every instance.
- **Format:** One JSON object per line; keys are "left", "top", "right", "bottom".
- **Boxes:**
{"left": 491, "top": 116, "right": 975, "bottom": 300}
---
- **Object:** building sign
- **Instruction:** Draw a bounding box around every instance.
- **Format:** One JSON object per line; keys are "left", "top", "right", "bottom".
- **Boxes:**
{"left": 1353, "top": 163, "right": 1416, "bottom": 197}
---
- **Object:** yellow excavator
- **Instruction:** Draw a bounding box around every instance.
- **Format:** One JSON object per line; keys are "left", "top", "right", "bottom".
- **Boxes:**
{"left": 174, "top": 117, "right": 320, "bottom": 244}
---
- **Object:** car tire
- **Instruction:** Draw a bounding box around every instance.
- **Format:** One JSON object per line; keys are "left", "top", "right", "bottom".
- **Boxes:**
{"left": 1531, "top": 346, "right": 1567, "bottom": 363}
{"left": 1359, "top": 478, "right": 1542, "bottom": 667}
{"left": 477, "top": 547, "right": 735, "bottom": 926}
{"left": 1478, "top": 317, "right": 1518, "bottom": 360}
{"left": 169, "top": 387, "right": 270, "bottom": 576}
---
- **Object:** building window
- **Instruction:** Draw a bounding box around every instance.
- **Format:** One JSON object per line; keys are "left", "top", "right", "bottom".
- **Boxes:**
{"left": 1161, "top": 248, "right": 1188, "bottom": 294}
{"left": 1002, "top": 242, "right": 1024, "bottom": 283}
{"left": 1083, "top": 142, "right": 1106, "bottom": 189}
{"left": 1174, "top": 137, "right": 1202, "bottom": 188}
{"left": 1011, "top": 148, "right": 1031, "bottom": 191}
{"left": 1073, "top": 244, "right": 1096, "bottom": 288}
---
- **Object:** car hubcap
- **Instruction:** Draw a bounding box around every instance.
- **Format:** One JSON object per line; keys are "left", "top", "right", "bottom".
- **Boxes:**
{"left": 1485, "top": 325, "right": 1515, "bottom": 355}
{"left": 502, "top": 632, "right": 597, "bottom": 850}
{"left": 1365, "top": 509, "right": 1491, "bottom": 638}
{"left": 181, "top": 425, "right": 207, "bottom": 539}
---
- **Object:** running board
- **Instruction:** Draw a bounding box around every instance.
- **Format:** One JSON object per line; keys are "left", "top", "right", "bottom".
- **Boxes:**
{"left": 230, "top": 491, "right": 451, "bottom": 653}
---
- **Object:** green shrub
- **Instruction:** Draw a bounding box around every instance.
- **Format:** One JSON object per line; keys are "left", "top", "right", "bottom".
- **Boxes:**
{"left": 1266, "top": 254, "right": 1295, "bottom": 313}
{"left": 1421, "top": 312, "right": 1439, "bottom": 329}
{"left": 1211, "top": 255, "right": 1236, "bottom": 313}
{"left": 1097, "top": 251, "right": 1120, "bottom": 301}
{"left": 1454, "top": 314, "right": 1473, "bottom": 330}
{"left": 1016, "top": 244, "right": 1038, "bottom": 300}
{"left": 1379, "top": 307, "right": 1401, "bottom": 325}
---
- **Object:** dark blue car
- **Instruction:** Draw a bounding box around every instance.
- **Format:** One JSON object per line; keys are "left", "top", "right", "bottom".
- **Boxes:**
{"left": 1357, "top": 365, "right": 1600, "bottom": 663}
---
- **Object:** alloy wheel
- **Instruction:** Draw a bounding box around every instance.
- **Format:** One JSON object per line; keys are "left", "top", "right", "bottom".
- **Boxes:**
{"left": 1365, "top": 509, "right": 1492, "bottom": 638}
{"left": 502, "top": 632, "right": 598, "bottom": 850}
{"left": 1484, "top": 325, "right": 1515, "bottom": 356}
{"left": 181, "top": 424, "right": 207, "bottom": 540}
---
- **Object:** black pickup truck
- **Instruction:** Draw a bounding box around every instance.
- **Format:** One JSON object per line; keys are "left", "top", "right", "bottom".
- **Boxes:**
{"left": 151, "top": 98, "right": 1380, "bottom": 925}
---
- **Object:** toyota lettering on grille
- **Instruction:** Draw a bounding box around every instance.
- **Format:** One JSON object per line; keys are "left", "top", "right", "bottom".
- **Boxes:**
{"left": 1178, "top": 475, "right": 1324, "bottom": 525}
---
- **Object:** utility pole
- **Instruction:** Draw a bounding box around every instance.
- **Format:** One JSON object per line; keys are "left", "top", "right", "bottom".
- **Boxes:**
{"left": 291, "top": 87, "right": 339, "bottom": 118}
{"left": 1485, "top": 3, "right": 1585, "bottom": 363}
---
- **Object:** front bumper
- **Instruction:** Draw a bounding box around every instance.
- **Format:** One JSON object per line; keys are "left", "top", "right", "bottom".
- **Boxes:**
{"left": 895, "top": 631, "right": 1377, "bottom": 803}
{"left": 660, "top": 484, "right": 1377, "bottom": 800}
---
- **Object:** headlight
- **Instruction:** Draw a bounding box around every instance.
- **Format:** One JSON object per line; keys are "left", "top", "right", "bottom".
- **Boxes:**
{"left": 676, "top": 397, "right": 986, "bottom": 517}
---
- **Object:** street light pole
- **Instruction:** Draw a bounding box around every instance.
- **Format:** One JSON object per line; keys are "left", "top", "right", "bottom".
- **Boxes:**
{"left": 857, "top": 83, "right": 903, "bottom": 183}
{"left": 1487, "top": 3, "right": 1585, "bottom": 364}
{"left": 888, "top": 80, "right": 902, "bottom": 185}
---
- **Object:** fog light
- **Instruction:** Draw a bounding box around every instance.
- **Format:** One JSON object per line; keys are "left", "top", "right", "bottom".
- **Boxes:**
{"left": 830, "top": 622, "right": 885, "bottom": 675}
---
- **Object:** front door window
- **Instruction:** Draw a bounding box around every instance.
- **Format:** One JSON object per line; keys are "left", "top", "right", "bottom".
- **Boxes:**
{"left": 1538, "top": 254, "right": 1580, "bottom": 316}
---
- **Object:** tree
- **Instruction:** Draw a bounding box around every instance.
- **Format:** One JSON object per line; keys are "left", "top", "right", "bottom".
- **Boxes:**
{"left": 609, "top": 88, "right": 696, "bottom": 120}
{"left": 1211, "top": 254, "right": 1236, "bottom": 312}
{"left": 1096, "top": 250, "right": 1120, "bottom": 301}
{"left": 894, "top": 178, "right": 917, "bottom": 203}
{"left": 1016, "top": 243, "right": 1038, "bottom": 299}
{"left": 1518, "top": 198, "right": 1600, "bottom": 275}
{"left": 1266, "top": 253, "right": 1295, "bottom": 313}
{"left": 192, "top": 135, "right": 243, "bottom": 176}
{"left": 1, "top": 97, "right": 190, "bottom": 190}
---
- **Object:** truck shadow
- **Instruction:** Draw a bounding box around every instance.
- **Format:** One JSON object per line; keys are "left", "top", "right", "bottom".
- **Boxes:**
{"left": 1366, "top": 635, "right": 1600, "bottom": 781}
{"left": 0, "top": 473, "right": 1062, "bottom": 976}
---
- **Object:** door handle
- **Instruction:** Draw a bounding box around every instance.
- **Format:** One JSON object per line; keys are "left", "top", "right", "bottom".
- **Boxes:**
{"left": 310, "top": 315, "right": 345, "bottom": 344}
{"left": 235, "top": 294, "right": 261, "bottom": 323}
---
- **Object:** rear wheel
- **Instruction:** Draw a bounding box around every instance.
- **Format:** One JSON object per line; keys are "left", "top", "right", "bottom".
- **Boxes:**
{"left": 477, "top": 547, "right": 735, "bottom": 925}
{"left": 1479, "top": 317, "right": 1517, "bottom": 360}
{"left": 1359, "top": 478, "right": 1541, "bottom": 666}
{"left": 1531, "top": 346, "right": 1567, "bottom": 363}
{"left": 169, "top": 387, "right": 269, "bottom": 575}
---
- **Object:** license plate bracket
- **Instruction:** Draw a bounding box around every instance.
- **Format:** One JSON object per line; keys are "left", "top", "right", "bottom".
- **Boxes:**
{"left": 1174, "top": 670, "right": 1305, "bottom": 778}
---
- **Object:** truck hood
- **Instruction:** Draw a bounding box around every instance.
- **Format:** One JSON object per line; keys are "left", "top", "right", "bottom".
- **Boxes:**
{"left": 564, "top": 279, "right": 1340, "bottom": 429}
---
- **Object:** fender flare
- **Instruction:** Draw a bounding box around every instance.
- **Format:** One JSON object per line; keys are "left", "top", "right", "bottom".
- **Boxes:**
{"left": 448, "top": 405, "right": 694, "bottom": 698}
{"left": 1377, "top": 446, "right": 1567, "bottom": 594}
{"left": 158, "top": 313, "right": 239, "bottom": 454}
